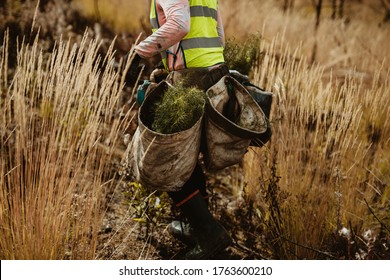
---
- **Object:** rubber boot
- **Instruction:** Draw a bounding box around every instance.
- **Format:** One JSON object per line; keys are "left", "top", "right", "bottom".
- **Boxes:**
{"left": 169, "top": 195, "right": 209, "bottom": 246}
{"left": 169, "top": 220, "right": 196, "bottom": 246}
{"left": 175, "top": 192, "right": 231, "bottom": 259}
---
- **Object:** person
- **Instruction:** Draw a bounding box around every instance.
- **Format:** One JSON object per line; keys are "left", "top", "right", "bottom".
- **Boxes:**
{"left": 129, "top": 0, "right": 231, "bottom": 259}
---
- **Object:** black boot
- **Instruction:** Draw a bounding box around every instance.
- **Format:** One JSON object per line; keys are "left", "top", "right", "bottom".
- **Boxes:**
{"left": 169, "top": 195, "right": 210, "bottom": 246}
{"left": 175, "top": 192, "right": 231, "bottom": 259}
{"left": 169, "top": 220, "right": 196, "bottom": 246}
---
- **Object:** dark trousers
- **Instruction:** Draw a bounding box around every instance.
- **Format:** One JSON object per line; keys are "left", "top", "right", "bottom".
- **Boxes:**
{"left": 168, "top": 163, "right": 207, "bottom": 206}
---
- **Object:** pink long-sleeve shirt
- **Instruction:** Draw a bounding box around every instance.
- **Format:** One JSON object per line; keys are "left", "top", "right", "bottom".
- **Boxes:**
{"left": 135, "top": 0, "right": 225, "bottom": 71}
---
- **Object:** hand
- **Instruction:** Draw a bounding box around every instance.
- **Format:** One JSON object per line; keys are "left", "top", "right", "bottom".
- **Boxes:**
{"left": 150, "top": 68, "right": 168, "bottom": 83}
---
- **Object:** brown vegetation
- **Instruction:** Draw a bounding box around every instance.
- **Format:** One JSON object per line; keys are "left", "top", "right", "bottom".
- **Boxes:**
{"left": 0, "top": 0, "right": 389, "bottom": 259}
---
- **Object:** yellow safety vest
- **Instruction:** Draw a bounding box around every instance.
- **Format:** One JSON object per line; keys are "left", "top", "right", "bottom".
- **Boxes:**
{"left": 150, "top": 0, "right": 225, "bottom": 70}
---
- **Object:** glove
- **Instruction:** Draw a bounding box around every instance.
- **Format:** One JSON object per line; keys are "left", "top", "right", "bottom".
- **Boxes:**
{"left": 122, "top": 52, "right": 143, "bottom": 87}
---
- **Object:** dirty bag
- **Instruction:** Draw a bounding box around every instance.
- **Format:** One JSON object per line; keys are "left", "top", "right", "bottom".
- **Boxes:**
{"left": 204, "top": 76, "right": 268, "bottom": 171}
{"left": 127, "top": 81, "right": 204, "bottom": 192}
{"left": 243, "top": 82, "right": 273, "bottom": 147}
{"left": 229, "top": 70, "right": 273, "bottom": 147}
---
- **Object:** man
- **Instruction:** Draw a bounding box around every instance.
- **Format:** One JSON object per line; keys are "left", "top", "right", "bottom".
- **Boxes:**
{"left": 130, "top": 0, "right": 231, "bottom": 259}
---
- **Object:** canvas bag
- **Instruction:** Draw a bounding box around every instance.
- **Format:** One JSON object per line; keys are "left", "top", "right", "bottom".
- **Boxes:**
{"left": 127, "top": 81, "right": 204, "bottom": 192}
{"left": 204, "top": 75, "right": 268, "bottom": 171}
{"left": 244, "top": 83, "right": 273, "bottom": 147}
{"left": 229, "top": 70, "right": 273, "bottom": 147}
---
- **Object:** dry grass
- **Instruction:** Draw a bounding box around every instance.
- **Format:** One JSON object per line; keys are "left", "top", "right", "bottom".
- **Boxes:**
{"left": 177, "top": 0, "right": 390, "bottom": 259}
{"left": 1, "top": 0, "right": 389, "bottom": 260}
{"left": 241, "top": 20, "right": 390, "bottom": 260}
{"left": 0, "top": 30, "right": 131, "bottom": 259}
{"left": 221, "top": 0, "right": 390, "bottom": 73}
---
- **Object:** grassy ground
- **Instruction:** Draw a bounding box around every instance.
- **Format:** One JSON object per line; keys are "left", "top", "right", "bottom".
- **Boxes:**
{"left": 0, "top": 0, "right": 389, "bottom": 259}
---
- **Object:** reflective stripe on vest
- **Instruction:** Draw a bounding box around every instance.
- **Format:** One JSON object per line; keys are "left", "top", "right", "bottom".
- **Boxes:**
{"left": 150, "top": 0, "right": 224, "bottom": 70}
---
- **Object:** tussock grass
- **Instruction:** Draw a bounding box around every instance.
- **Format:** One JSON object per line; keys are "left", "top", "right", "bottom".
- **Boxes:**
{"left": 242, "top": 32, "right": 390, "bottom": 259}
{"left": 0, "top": 31, "right": 129, "bottom": 259}
{"left": 2, "top": 0, "right": 388, "bottom": 260}
{"left": 221, "top": 0, "right": 390, "bottom": 73}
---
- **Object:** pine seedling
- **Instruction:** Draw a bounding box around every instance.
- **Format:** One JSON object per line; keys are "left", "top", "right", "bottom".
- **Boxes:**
{"left": 151, "top": 83, "right": 205, "bottom": 134}
{"left": 224, "top": 35, "right": 262, "bottom": 76}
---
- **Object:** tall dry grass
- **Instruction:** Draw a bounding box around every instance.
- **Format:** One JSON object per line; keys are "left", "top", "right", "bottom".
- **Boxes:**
{"left": 2, "top": 0, "right": 387, "bottom": 260}
{"left": 0, "top": 31, "right": 131, "bottom": 259}
{"left": 69, "top": 0, "right": 390, "bottom": 259}
{"left": 221, "top": 0, "right": 390, "bottom": 74}
{"left": 206, "top": 0, "right": 390, "bottom": 259}
{"left": 242, "top": 31, "right": 389, "bottom": 259}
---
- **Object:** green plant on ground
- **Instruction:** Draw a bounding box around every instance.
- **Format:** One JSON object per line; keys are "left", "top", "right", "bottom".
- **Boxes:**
{"left": 224, "top": 34, "right": 262, "bottom": 76}
{"left": 125, "top": 182, "right": 171, "bottom": 238}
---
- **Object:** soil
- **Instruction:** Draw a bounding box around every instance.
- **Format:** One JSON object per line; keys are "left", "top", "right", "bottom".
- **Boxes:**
{"left": 95, "top": 185, "right": 267, "bottom": 260}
